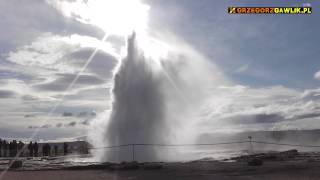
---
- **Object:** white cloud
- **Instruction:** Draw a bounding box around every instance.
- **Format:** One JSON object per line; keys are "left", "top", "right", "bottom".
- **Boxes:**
{"left": 5, "top": 33, "right": 118, "bottom": 74}
{"left": 197, "top": 85, "right": 320, "bottom": 133}
{"left": 0, "top": 0, "right": 102, "bottom": 53}
{"left": 0, "top": 32, "right": 119, "bottom": 139}
{"left": 3, "top": 33, "right": 118, "bottom": 98}
{"left": 314, "top": 70, "right": 320, "bottom": 80}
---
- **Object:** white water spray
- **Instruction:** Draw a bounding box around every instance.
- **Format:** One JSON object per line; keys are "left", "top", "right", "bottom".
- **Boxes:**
{"left": 89, "top": 33, "right": 172, "bottom": 162}
{"left": 88, "top": 30, "right": 228, "bottom": 162}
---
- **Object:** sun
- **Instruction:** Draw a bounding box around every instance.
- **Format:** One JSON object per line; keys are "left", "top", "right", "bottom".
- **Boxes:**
{"left": 53, "top": 0, "right": 169, "bottom": 64}
{"left": 56, "top": 0, "right": 149, "bottom": 37}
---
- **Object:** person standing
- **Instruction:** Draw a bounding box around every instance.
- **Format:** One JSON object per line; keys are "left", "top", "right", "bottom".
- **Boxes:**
{"left": 9, "top": 141, "right": 13, "bottom": 157}
{"left": 0, "top": 138, "right": 2, "bottom": 157}
{"left": 43, "top": 143, "right": 51, "bottom": 156}
{"left": 12, "top": 140, "right": 17, "bottom": 157}
{"left": 54, "top": 145, "right": 58, "bottom": 156}
{"left": 63, "top": 142, "right": 68, "bottom": 155}
{"left": 3, "top": 140, "right": 8, "bottom": 157}
{"left": 28, "top": 141, "right": 33, "bottom": 157}
{"left": 48, "top": 144, "right": 51, "bottom": 156}
{"left": 34, "top": 142, "right": 39, "bottom": 157}
{"left": 18, "top": 141, "right": 24, "bottom": 157}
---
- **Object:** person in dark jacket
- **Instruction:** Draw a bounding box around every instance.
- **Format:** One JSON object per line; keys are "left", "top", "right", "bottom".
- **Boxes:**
{"left": 3, "top": 140, "right": 8, "bottom": 157}
{"left": 12, "top": 140, "right": 17, "bottom": 157}
{"left": 43, "top": 143, "right": 51, "bottom": 156}
{"left": 0, "top": 138, "right": 2, "bottom": 157}
{"left": 54, "top": 145, "right": 58, "bottom": 156}
{"left": 63, "top": 142, "right": 68, "bottom": 155}
{"left": 34, "top": 142, "right": 39, "bottom": 157}
{"left": 28, "top": 141, "right": 33, "bottom": 157}
{"left": 9, "top": 141, "right": 13, "bottom": 157}
{"left": 17, "top": 141, "right": 24, "bottom": 157}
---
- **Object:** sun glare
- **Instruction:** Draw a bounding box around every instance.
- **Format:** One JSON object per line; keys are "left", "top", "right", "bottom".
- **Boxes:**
{"left": 55, "top": 0, "right": 169, "bottom": 64}
{"left": 59, "top": 0, "right": 149, "bottom": 37}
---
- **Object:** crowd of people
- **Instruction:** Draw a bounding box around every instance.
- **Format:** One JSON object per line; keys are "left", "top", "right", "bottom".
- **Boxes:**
{"left": 27, "top": 141, "right": 39, "bottom": 157}
{"left": 0, "top": 139, "right": 25, "bottom": 157}
{"left": 0, "top": 138, "right": 69, "bottom": 157}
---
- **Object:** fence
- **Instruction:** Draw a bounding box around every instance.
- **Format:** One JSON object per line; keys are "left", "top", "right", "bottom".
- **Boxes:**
{"left": 89, "top": 140, "right": 320, "bottom": 161}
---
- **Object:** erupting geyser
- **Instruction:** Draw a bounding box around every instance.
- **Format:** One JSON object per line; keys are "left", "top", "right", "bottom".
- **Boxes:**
{"left": 89, "top": 33, "right": 176, "bottom": 162}
{"left": 108, "top": 33, "right": 170, "bottom": 160}
{"left": 89, "top": 31, "right": 226, "bottom": 162}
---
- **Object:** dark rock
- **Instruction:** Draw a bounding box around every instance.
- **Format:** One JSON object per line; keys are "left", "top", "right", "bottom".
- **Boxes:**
{"left": 64, "top": 164, "right": 113, "bottom": 170}
{"left": 280, "top": 149, "right": 298, "bottom": 157}
{"left": 109, "top": 161, "right": 140, "bottom": 170}
{"left": 233, "top": 149, "right": 300, "bottom": 163}
{"left": 248, "top": 158, "right": 263, "bottom": 166}
{"left": 121, "top": 161, "right": 139, "bottom": 170}
{"left": 143, "top": 164, "right": 163, "bottom": 170}
{"left": 10, "top": 160, "right": 23, "bottom": 169}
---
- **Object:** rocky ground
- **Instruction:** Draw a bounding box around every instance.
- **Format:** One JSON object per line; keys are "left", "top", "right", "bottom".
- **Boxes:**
{"left": 2, "top": 150, "right": 320, "bottom": 180}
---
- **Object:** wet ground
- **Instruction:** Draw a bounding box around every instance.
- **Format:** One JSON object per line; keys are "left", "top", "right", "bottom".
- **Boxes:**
{"left": 2, "top": 159, "right": 320, "bottom": 180}
{"left": 0, "top": 155, "right": 98, "bottom": 171}
{"left": 2, "top": 150, "right": 320, "bottom": 179}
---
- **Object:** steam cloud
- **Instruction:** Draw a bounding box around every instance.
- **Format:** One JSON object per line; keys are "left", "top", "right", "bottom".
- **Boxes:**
{"left": 109, "top": 37, "right": 166, "bottom": 136}
{"left": 88, "top": 32, "right": 223, "bottom": 162}
{"left": 92, "top": 34, "right": 171, "bottom": 161}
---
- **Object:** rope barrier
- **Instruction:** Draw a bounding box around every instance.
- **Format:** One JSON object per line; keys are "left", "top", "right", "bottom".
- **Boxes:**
{"left": 251, "top": 141, "right": 320, "bottom": 148}
{"left": 89, "top": 141, "right": 320, "bottom": 150}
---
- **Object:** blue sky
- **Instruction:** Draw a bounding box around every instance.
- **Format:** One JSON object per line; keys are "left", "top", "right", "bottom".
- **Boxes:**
{"left": 147, "top": 0, "right": 320, "bottom": 88}
{"left": 0, "top": 0, "right": 319, "bottom": 140}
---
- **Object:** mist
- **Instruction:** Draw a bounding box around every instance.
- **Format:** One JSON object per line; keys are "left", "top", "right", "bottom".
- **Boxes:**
{"left": 87, "top": 31, "right": 228, "bottom": 162}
